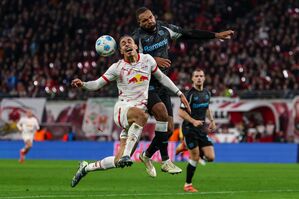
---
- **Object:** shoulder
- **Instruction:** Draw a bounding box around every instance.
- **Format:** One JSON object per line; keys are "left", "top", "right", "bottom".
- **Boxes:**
{"left": 188, "top": 87, "right": 196, "bottom": 94}
{"left": 111, "top": 61, "right": 123, "bottom": 69}
{"left": 186, "top": 88, "right": 195, "bottom": 97}
{"left": 203, "top": 88, "right": 211, "bottom": 96}
{"left": 202, "top": 88, "right": 211, "bottom": 99}
{"left": 141, "top": 53, "right": 156, "bottom": 65}
{"left": 157, "top": 20, "right": 168, "bottom": 27}
{"left": 132, "top": 28, "right": 141, "bottom": 39}
{"left": 141, "top": 53, "right": 154, "bottom": 60}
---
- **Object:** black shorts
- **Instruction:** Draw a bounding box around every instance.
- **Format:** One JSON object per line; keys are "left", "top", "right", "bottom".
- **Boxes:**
{"left": 182, "top": 125, "right": 213, "bottom": 150}
{"left": 147, "top": 86, "right": 173, "bottom": 117}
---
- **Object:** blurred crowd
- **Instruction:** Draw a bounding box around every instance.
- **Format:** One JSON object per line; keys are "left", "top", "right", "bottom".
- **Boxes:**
{"left": 0, "top": 0, "right": 298, "bottom": 99}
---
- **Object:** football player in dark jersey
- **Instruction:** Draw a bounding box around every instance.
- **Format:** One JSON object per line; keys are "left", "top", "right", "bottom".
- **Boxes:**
{"left": 179, "top": 68, "right": 216, "bottom": 192}
{"left": 133, "top": 7, "right": 233, "bottom": 176}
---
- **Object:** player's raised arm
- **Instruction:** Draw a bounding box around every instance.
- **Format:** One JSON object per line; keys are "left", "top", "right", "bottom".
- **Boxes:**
{"left": 179, "top": 29, "right": 234, "bottom": 41}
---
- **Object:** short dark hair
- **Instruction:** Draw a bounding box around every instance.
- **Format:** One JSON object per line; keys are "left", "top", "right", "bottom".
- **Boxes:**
{"left": 118, "top": 35, "right": 134, "bottom": 49}
{"left": 136, "top": 7, "right": 150, "bottom": 21}
{"left": 192, "top": 68, "right": 205, "bottom": 77}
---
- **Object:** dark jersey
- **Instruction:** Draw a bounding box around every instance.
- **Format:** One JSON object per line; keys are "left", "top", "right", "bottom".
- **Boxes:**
{"left": 180, "top": 87, "right": 211, "bottom": 133}
{"left": 132, "top": 21, "right": 215, "bottom": 90}
{"left": 132, "top": 20, "right": 183, "bottom": 87}
{"left": 132, "top": 21, "right": 183, "bottom": 60}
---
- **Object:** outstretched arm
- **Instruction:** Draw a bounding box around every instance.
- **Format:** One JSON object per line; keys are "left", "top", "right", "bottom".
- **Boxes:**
{"left": 71, "top": 63, "right": 117, "bottom": 91}
{"left": 71, "top": 77, "right": 108, "bottom": 91}
{"left": 153, "top": 67, "right": 191, "bottom": 113}
{"left": 180, "top": 29, "right": 234, "bottom": 40}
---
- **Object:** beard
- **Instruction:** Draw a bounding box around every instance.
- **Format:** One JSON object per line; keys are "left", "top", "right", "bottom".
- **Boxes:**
{"left": 142, "top": 23, "right": 156, "bottom": 32}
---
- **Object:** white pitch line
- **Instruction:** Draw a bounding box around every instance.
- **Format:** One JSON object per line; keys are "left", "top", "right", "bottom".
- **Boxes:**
{"left": 0, "top": 189, "right": 299, "bottom": 199}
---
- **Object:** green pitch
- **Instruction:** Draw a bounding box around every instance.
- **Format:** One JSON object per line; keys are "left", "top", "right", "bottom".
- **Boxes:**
{"left": 0, "top": 160, "right": 298, "bottom": 199}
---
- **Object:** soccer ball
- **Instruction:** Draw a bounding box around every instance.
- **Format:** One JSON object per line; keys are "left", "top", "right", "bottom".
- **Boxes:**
{"left": 95, "top": 35, "right": 117, "bottom": 57}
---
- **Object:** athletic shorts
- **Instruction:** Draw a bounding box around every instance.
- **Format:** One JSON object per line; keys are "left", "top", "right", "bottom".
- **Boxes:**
{"left": 147, "top": 86, "right": 173, "bottom": 117}
{"left": 22, "top": 132, "right": 34, "bottom": 143}
{"left": 113, "top": 100, "right": 146, "bottom": 129}
{"left": 182, "top": 125, "right": 213, "bottom": 150}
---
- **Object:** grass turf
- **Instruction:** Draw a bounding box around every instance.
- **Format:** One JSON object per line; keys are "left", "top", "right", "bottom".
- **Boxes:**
{"left": 0, "top": 160, "right": 298, "bottom": 199}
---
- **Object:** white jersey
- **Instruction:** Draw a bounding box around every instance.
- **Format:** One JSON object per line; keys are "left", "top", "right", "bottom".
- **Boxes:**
{"left": 17, "top": 116, "right": 40, "bottom": 134}
{"left": 102, "top": 53, "right": 158, "bottom": 107}
{"left": 83, "top": 53, "right": 181, "bottom": 111}
{"left": 83, "top": 53, "right": 182, "bottom": 129}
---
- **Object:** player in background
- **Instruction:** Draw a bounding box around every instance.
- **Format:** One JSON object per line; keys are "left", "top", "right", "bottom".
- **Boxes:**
{"left": 178, "top": 68, "right": 216, "bottom": 192}
{"left": 17, "top": 110, "right": 40, "bottom": 163}
{"left": 132, "top": 7, "right": 234, "bottom": 176}
{"left": 70, "top": 35, "right": 190, "bottom": 187}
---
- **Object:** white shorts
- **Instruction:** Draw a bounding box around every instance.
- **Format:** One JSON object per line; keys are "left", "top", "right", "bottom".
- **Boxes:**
{"left": 113, "top": 100, "right": 147, "bottom": 129}
{"left": 22, "top": 132, "right": 34, "bottom": 142}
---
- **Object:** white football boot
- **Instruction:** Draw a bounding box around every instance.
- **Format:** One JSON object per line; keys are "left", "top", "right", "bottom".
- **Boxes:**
{"left": 139, "top": 151, "right": 157, "bottom": 178}
{"left": 161, "top": 159, "right": 182, "bottom": 174}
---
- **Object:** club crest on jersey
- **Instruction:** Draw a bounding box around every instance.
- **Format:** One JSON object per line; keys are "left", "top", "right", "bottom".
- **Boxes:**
{"left": 158, "top": 30, "right": 165, "bottom": 36}
{"left": 128, "top": 74, "right": 149, "bottom": 84}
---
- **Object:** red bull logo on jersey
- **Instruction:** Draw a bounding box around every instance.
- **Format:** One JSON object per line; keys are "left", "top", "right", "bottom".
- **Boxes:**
{"left": 128, "top": 74, "right": 149, "bottom": 84}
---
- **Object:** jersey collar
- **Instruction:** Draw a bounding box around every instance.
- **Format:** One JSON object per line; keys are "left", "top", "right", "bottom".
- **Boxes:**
{"left": 124, "top": 53, "right": 140, "bottom": 64}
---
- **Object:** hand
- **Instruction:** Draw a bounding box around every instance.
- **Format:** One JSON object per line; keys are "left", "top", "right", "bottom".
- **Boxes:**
{"left": 208, "top": 121, "right": 216, "bottom": 132}
{"left": 192, "top": 120, "right": 204, "bottom": 127}
{"left": 71, "top": 78, "right": 84, "bottom": 88}
{"left": 154, "top": 57, "right": 171, "bottom": 68}
{"left": 215, "top": 30, "right": 234, "bottom": 40}
{"left": 179, "top": 94, "right": 191, "bottom": 113}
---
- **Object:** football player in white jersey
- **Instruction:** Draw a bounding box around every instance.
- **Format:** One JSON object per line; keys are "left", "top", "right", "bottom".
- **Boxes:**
{"left": 70, "top": 35, "right": 191, "bottom": 187}
{"left": 17, "top": 110, "right": 40, "bottom": 163}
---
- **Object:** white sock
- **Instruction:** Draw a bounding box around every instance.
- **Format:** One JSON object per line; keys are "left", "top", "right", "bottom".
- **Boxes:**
{"left": 123, "top": 123, "right": 143, "bottom": 157}
{"left": 189, "top": 159, "right": 198, "bottom": 167}
{"left": 85, "top": 156, "right": 116, "bottom": 172}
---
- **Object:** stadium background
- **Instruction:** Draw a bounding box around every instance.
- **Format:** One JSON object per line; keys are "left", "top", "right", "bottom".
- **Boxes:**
{"left": 1, "top": 1, "right": 299, "bottom": 198}
{"left": 1, "top": 0, "right": 299, "bottom": 145}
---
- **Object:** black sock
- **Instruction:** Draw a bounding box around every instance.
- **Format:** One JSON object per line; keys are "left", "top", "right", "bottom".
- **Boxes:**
{"left": 186, "top": 163, "right": 196, "bottom": 184}
{"left": 145, "top": 132, "right": 160, "bottom": 158}
{"left": 159, "top": 132, "right": 170, "bottom": 161}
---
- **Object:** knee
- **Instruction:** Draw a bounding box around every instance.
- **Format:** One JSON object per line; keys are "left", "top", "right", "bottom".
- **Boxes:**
{"left": 138, "top": 111, "right": 148, "bottom": 126}
{"left": 26, "top": 142, "right": 32, "bottom": 148}
{"left": 205, "top": 154, "right": 215, "bottom": 162}
{"left": 152, "top": 106, "right": 168, "bottom": 121}
{"left": 192, "top": 156, "right": 200, "bottom": 162}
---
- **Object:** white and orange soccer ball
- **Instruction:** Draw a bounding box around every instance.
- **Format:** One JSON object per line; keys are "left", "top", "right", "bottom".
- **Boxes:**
{"left": 95, "top": 35, "right": 117, "bottom": 57}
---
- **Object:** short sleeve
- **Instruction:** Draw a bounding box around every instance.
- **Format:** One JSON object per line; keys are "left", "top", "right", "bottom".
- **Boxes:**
{"left": 146, "top": 55, "right": 158, "bottom": 73}
{"left": 180, "top": 91, "right": 192, "bottom": 109}
{"left": 160, "top": 21, "right": 183, "bottom": 40}
{"left": 102, "top": 63, "right": 118, "bottom": 82}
